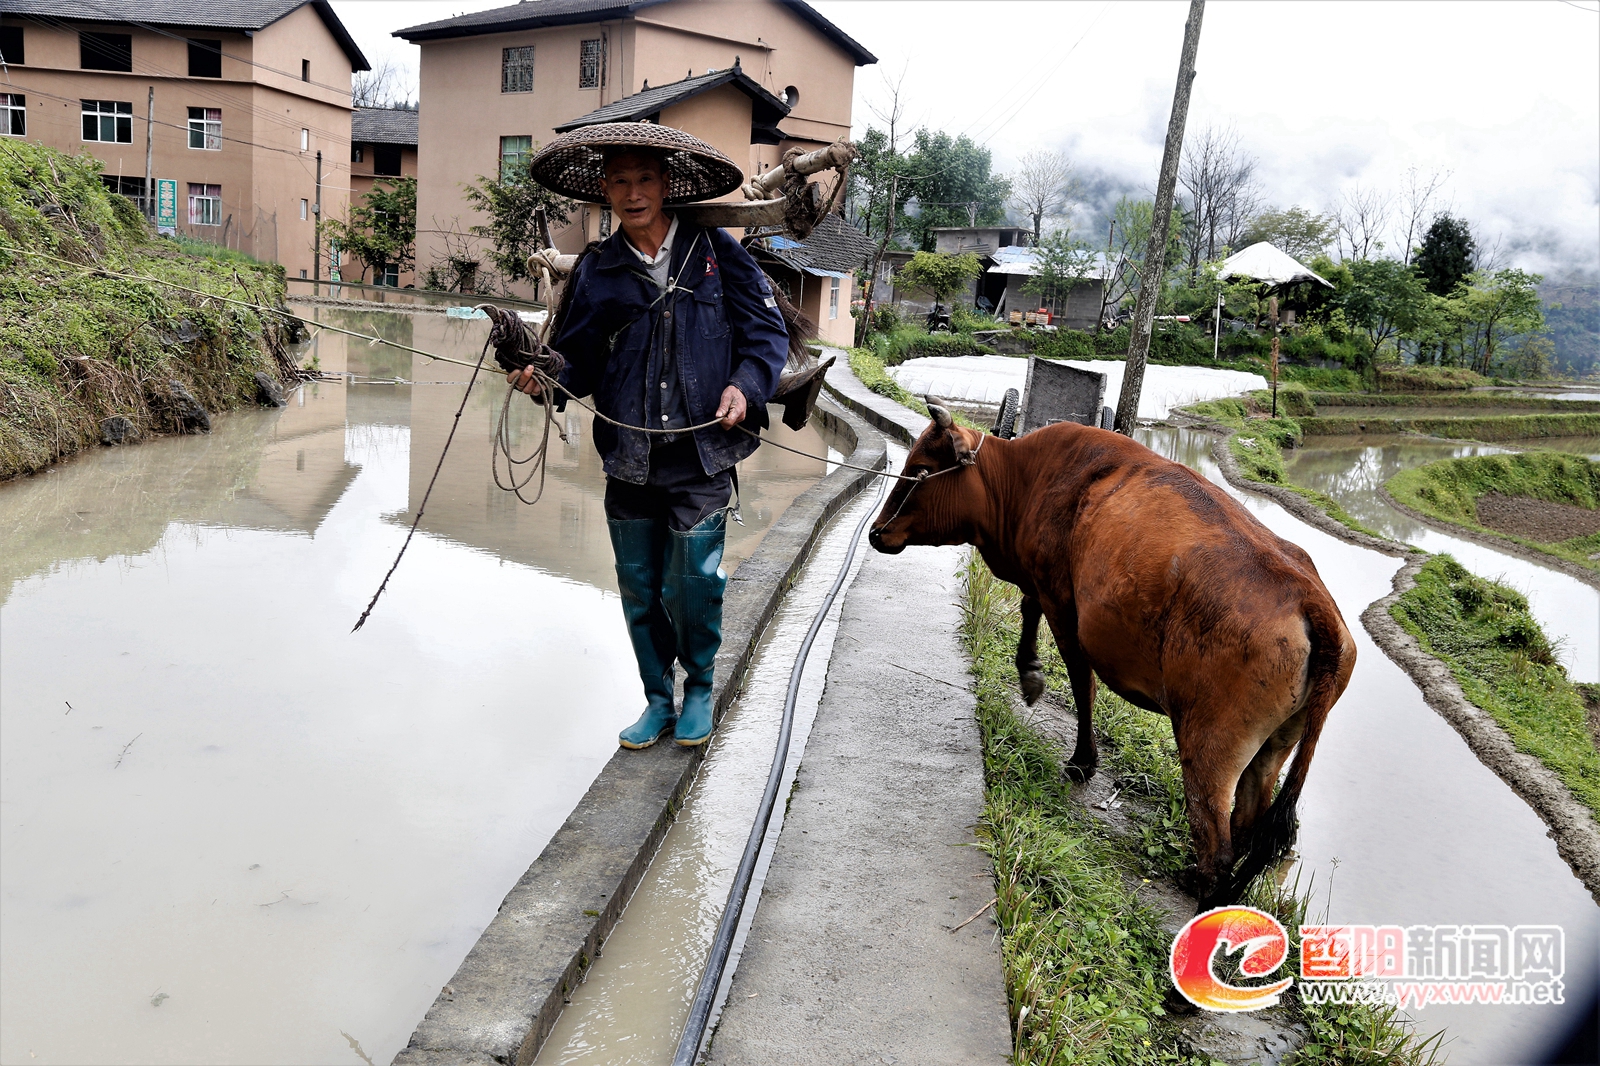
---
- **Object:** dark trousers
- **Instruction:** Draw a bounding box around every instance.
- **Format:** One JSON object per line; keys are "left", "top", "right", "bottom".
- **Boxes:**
{"left": 603, "top": 436, "right": 732, "bottom": 531}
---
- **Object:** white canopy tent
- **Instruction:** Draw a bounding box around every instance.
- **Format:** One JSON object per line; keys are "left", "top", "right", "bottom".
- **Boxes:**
{"left": 1218, "top": 241, "right": 1333, "bottom": 289}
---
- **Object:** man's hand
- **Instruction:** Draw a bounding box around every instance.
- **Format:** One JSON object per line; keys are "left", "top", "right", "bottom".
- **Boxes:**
{"left": 508, "top": 366, "right": 543, "bottom": 398}
{"left": 716, "top": 385, "right": 747, "bottom": 429}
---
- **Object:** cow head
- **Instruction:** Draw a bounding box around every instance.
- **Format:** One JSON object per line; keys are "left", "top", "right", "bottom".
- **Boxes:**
{"left": 868, "top": 397, "right": 983, "bottom": 554}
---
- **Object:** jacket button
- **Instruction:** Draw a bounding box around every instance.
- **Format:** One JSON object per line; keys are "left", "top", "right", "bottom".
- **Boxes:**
{"left": 660, "top": 381, "right": 668, "bottom": 389}
{"left": 661, "top": 415, "right": 669, "bottom": 423}
{"left": 664, "top": 310, "right": 672, "bottom": 319}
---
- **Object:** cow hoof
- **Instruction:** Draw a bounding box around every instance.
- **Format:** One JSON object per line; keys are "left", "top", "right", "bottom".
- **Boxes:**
{"left": 1177, "top": 865, "right": 1209, "bottom": 899}
{"left": 1019, "top": 668, "right": 1045, "bottom": 705}
{"left": 1062, "top": 761, "right": 1097, "bottom": 784}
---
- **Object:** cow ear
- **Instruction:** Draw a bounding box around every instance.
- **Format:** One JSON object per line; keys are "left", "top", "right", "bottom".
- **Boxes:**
{"left": 951, "top": 426, "right": 977, "bottom": 465}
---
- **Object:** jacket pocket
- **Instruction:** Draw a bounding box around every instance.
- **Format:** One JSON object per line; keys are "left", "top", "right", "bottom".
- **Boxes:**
{"left": 693, "top": 284, "right": 730, "bottom": 340}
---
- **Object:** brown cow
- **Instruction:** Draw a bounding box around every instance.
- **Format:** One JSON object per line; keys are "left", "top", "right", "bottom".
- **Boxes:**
{"left": 869, "top": 402, "right": 1356, "bottom": 908}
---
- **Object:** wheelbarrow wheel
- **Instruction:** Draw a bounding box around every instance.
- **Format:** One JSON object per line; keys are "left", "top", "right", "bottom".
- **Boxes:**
{"left": 993, "top": 388, "right": 1020, "bottom": 439}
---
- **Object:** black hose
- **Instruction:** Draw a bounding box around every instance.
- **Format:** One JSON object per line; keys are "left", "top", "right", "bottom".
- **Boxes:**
{"left": 672, "top": 486, "right": 885, "bottom": 1066}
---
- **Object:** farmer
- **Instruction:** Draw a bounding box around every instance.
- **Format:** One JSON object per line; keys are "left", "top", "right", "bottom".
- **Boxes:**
{"left": 512, "top": 123, "right": 789, "bottom": 749}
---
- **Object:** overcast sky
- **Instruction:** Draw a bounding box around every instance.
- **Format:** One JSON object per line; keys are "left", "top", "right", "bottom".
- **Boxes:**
{"left": 332, "top": 0, "right": 1600, "bottom": 279}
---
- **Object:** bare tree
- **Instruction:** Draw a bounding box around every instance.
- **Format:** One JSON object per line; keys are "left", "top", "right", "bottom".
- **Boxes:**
{"left": 1334, "top": 181, "right": 1393, "bottom": 261}
{"left": 1011, "top": 150, "right": 1074, "bottom": 245}
{"left": 1472, "top": 225, "right": 1507, "bottom": 272}
{"left": 353, "top": 56, "right": 414, "bottom": 110}
{"left": 1394, "top": 165, "right": 1450, "bottom": 266}
{"left": 867, "top": 62, "right": 912, "bottom": 155}
{"left": 1178, "top": 123, "right": 1259, "bottom": 277}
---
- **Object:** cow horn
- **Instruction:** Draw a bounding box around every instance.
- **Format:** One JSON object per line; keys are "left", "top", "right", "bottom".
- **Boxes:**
{"left": 925, "top": 396, "right": 953, "bottom": 429}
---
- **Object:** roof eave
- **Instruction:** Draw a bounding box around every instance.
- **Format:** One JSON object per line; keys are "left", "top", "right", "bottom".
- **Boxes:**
{"left": 258, "top": 0, "right": 369, "bottom": 70}
{"left": 783, "top": 0, "right": 876, "bottom": 65}
{"left": 395, "top": 0, "right": 657, "bottom": 42}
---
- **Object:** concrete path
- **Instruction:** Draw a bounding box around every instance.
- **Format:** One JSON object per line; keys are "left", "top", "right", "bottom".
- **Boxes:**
{"left": 704, "top": 543, "right": 1012, "bottom": 1065}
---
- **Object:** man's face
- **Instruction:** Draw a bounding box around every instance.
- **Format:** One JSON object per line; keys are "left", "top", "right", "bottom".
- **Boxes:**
{"left": 600, "top": 153, "right": 668, "bottom": 233}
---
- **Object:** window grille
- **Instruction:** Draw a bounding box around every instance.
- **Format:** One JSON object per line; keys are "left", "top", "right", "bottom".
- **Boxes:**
{"left": 188, "top": 183, "right": 222, "bottom": 226}
{"left": 81, "top": 99, "right": 132, "bottom": 143}
{"left": 187, "top": 107, "right": 221, "bottom": 150}
{"left": 829, "top": 276, "right": 840, "bottom": 320}
{"left": 579, "top": 38, "right": 604, "bottom": 89}
{"left": 502, "top": 46, "right": 534, "bottom": 93}
{"left": 0, "top": 93, "right": 24, "bottom": 136}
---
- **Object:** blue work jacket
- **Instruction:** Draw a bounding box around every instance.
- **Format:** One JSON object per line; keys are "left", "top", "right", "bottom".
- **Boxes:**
{"left": 552, "top": 221, "right": 790, "bottom": 484}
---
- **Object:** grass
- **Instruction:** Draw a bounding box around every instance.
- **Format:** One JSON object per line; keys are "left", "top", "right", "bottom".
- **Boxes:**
{"left": 964, "top": 556, "right": 1442, "bottom": 1066}
{"left": 1179, "top": 396, "right": 1385, "bottom": 540}
{"left": 1301, "top": 413, "right": 1600, "bottom": 441}
{"left": 849, "top": 345, "right": 931, "bottom": 418}
{"left": 1375, "top": 366, "right": 1490, "bottom": 391}
{"left": 1309, "top": 392, "right": 1600, "bottom": 411}
{"left": 1386, "top": 452, "right": 1600, "bottom": 573}
{"left": 0, "top": 141, "right": 295, "bottom": 480}
{"left": 1390, "top": 556, "right": 1600, "bottom": 818}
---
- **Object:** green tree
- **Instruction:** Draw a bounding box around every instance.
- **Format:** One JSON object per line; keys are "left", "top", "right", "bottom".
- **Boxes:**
{"left": 1341, "top": 258, "right": 1428, "bottom": 356}
{"left": 1456, "top": 268, "right": 1545, "bottom": 375}
{"left": 1099, "top": 196, "right": 1186, "bottom": 326}
{"left": 848, "top": 126, "right": 913, "bottom": 240}
{"left": 1023, "top": 227, "right": 1096, "bottom": 313}
{"left": 895, "top": 251, "right": 983, "bottom": 307}
{"left": 1414, "top": 213, "right": 1475, "bottom": 296}
{"left": 1241, "top": 206, "right": 1335, "bottom": 263}
{"left": 464, "top": 160, "right": 573, "bottom": 289}
{"left": 322, "top": 176, "right": 416, "bottom": 284}
{"left": 901, "top": 130, "right": 1012, "bottom": 251}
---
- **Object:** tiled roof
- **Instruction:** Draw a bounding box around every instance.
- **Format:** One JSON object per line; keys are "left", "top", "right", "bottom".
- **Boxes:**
{"left": 3, "top": 0, "right": 369, "bottom": 69}
{"left": 396, "top": 0, "right": 875, "bottom": 65}
{"left": 554, "top": 64, "right": 787, "bottom": 133}
{"left": 352, "top": 106, "right": 419, "bottom": 146}
{"left": 759, "top": 213, "right": 876, "bottom": 276}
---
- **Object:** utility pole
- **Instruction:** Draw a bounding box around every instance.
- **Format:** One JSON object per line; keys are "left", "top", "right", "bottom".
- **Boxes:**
{"left": 1114, "top": 0, "right": 1204, "bottom": 436}
{"left": 1269, "top": 294, "right": 1280, "bottom": 416}
{"left": 313, "top": 149, "right": 323, "bottom": 285}
{"left": 1097, "top": 218, "right": 1115, "bottom": 331}
{"left": 143, "top": 87, "right": 154, "bottom": 220}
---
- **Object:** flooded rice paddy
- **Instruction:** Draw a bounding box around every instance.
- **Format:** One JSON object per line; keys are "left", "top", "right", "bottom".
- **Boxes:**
{"left": 0, "top": 306, "right": 835, "bottom": 1065}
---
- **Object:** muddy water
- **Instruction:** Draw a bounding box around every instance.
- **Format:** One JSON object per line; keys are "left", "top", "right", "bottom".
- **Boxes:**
{"left": 0, "top": 305, "right": 835, "bottom": 1065}
{"left": 1143, "top": 428, "right": 1600, "bottom": 1064}
{"left": 1280, "top": 434, "right": 1598, "bottom": 683}
{"left": 532, "top": 456, "right": 899, "bottom": 1066}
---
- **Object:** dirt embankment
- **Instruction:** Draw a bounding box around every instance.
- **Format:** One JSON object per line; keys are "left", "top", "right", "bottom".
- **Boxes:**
{"left": 1476, "top": 491, "right": 1600, "bottom": 542}
{"left": 0, "top": 141, "right": 300, "bottom": 481}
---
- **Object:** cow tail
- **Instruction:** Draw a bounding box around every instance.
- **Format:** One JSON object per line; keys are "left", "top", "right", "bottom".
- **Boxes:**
{"left": 1230, "top": 598, "right": 1353, "bottom": 898}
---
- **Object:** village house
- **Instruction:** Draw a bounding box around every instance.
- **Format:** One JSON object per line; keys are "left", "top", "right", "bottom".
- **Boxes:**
{"left": 349, "top": 105, "right": 419, "bottom": 286}
{"left": 749, "top": 212, "right": 875, "bottom": 348}
{"left": 0, "top": 0, "right": 368, "bottom": 282}
{"left": 395, "top": 0, "right": 876, "bottom": 301}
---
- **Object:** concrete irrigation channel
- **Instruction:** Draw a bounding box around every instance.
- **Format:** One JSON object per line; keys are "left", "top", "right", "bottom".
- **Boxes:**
{"left": 0, "top": 304, "right": 871, "bottom": 1065}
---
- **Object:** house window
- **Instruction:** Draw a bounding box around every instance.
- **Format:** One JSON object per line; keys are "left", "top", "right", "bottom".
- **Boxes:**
{"left": 377, "top": 262, "right": 399, "bottom": 287}
{"left": 80, "top": 32, "right": 131, "bottom": 72}
{"left": 300, "top": 198, "right": 308, "bottom": 221}
{"left": 100, "top": 175, "right": 147, "bottom": 213}
{"left": 301, "top": 59, "right": 310, "bottom": 82}
{"left": 599, "top": 207, "right": 612, "bottom": 238}
{"left": 1, "top": 93, "right": 23, "bottom": 136}
{"left": 1, "top": 26, "right": 23, "bottom": 65}
{"left": 188, "top": 39, "right": 221, "bottom": 78}
{"left": 351, "top": 144, "right": 364, "bottom": 163}
{"left": 829, "top": 276, "right": 840, "bottom": 320}
{"left": 188, "top": 183, "right": 221, "bottom": 226}
{"left": 501, "top": 46, "right": 534, "bottom": 93}
{"left": 187, "top": 107, "right": 221, "bottom": 150}
{"left": 373, "top": 144, "right": 401, "bottom": 176}
{"left": 300, "top": 128, "right": 309, "bottom": 151}
{"left": 579, "top": 38, "right": 604, "bottom": 89}
{"left": 499, "top": 135, "right": 532, "bottom": 183}
{"left": 82, "top": 100, "right": 133, "bottom": 143}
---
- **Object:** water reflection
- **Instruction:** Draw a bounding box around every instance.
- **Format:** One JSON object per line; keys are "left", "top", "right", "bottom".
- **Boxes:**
{"left": 0, "top": 303, "right": 832, "bottom": 1065}
{"left": 1282, "top": 434, "right": 1598, "bottom": 682}
{"left": 1139, "top": 427, "right": 1600, "bottom": 1065}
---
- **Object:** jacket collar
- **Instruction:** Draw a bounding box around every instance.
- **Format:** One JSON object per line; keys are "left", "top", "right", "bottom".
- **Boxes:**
{"left": 595, "top": 215, "right": 706, "bottom": 278}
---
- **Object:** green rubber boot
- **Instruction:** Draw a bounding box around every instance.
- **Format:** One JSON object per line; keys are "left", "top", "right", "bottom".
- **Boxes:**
{"left": 665, "top": 510, "right": 727, "bottom": 747}
{"left": 609, "top": 518, "right": 678, "bottom": 750}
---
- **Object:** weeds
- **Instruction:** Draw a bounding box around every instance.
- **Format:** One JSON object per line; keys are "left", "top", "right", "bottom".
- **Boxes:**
{"left": 1390, "top": 556, "right": 1600, "bottom": 817}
